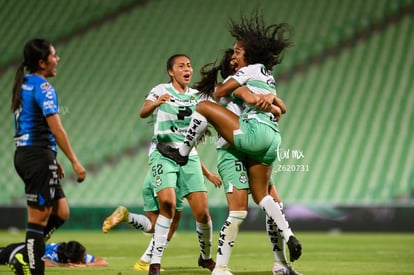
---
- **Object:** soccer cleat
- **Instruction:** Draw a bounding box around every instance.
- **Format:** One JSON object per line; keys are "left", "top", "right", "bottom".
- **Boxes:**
{"left": 273, "top": 262, "right": 302, "bottom": 275}
{"left": 273, "top": 263, "right": 289, "bottom": 275}
{"left": 156, "top": 143, "right": 189, "bottom": 166}
{"left": 8, "top": 253, "right": 30, "bottom": 275}
{"left": 287, "top": 235, "right": 302, "bottom": 262}
{"left": 134, "top": 260, "right": 165, "bottom": 271}
{"left": 134, "top": 259, "right": 150, "bottom": 271}
{"left": 148, "top": 263, "right": 161, "bottom": 275}
{"left": 212, "top": 266, "right": 233, "bottom": 275}
{"left": 102, "top": 206, "right": 129, "bottom": 233}
{"left": 198, "top": 254, "right": 216, "bottom": 271}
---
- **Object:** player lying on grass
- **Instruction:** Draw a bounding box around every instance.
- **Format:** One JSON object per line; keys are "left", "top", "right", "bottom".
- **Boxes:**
{"left": 0, "top": 240, "right": 108, "bottom": 274}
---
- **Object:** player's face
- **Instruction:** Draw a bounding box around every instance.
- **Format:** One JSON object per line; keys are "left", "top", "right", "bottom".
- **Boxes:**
{"left": 169, "top": 56, "right": 193, "bottom": 91}
{"left": 39, "top": 45, "right": 60, "bottom": 78}
{"left": 232, "top": 41, "right": 247, "bottom": 71}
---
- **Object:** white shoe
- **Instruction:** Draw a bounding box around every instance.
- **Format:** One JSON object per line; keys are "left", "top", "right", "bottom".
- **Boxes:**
{"left": 273, "top": 262, "right": 303, "bottom": 275}
{"left": 212, "top": 266, "right": 233, "bottom": 275}
{"left": 273, "top": 263, "right": 290, "bottom": 275}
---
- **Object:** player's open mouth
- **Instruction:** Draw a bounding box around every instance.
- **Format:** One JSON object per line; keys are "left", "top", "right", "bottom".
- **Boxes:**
{"left": 184, "top": 74, "right": 190, "bottom": 79}
{"left": 232, "top": 63, "right": 238, "bottom": 72}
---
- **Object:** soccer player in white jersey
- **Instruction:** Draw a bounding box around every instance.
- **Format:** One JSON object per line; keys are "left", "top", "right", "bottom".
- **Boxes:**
{"left": 192, "top": 48, "right": 300, "bottom": 275}
{"left": 157, "top": 11, "right": 302, "bottom": 275}
{"left": 102, "top": 163, "right": 221, "bottom": 271}
{"left": 138, "top": 54, "right": 218, "bottom": 275}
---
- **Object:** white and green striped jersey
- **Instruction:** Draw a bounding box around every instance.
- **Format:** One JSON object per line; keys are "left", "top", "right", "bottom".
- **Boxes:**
{"left": 232, "top": 63, "right": 279, "bottom": 129}
{"left": 217, "top": 76, "right": 244, "bottom": 149}
{"left": 146, "top": 83, "right": 199, "bottom": 156}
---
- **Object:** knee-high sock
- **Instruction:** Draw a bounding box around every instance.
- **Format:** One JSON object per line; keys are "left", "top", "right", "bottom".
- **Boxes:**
{"left": 196, "top": 219, "right": 213, "bottom": 260}
{"left": 26, "top": 223, "right": 45, "bottom": 275}
{"left": 150, "top": 215, "right": 172, "bottom": 265}
{"left": 43, "top": 215, "right": 65, "bottom": 241}
{"left": 259, "top": 196, "right": 293, "bottom": 241}
{"left": 266, "top": 214, "right": 287, "bottom": 264}
{"left": 140, "top": 236, "right": 169, "bottom": 263}
{"left": 179, "top": 111, "right": 208, "bottom": 156}
{"left": 216, "top": 211, "right": 247, "bottom": 267}
{"left": 128, "top": 213, "right": 152, "bottom": 232}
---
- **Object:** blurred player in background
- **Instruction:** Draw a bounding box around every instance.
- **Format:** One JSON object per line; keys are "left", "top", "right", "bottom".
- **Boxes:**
{"left": 11, "top": 39, "right": 86, "bottom": 275}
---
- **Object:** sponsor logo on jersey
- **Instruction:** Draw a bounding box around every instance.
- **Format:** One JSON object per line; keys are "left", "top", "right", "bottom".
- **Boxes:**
{"left": 22, "top": 84, "right": 34, "bottom": 91}
{"left": 43, "top": 100, "right": 57, "bottom": 110}
{"left": 41, "top": 82, "right": 51, "bottom": 90}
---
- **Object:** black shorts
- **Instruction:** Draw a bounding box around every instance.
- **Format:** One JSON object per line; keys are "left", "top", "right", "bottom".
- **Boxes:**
{"left": 14, "top": 147, "right": 65, "bottom": 207}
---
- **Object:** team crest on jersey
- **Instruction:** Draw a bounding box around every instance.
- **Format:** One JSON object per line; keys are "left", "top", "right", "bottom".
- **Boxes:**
{"left": 189, "top": 95, "right": 198, "bottom": 105}
{"left": 155, "top": 175, "right": 162, "bottom": 186}
{"left": 239, "top": 172, "right": 248, "bottom": 184}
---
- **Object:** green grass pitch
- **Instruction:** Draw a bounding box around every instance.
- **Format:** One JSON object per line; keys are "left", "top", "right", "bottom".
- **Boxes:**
{"left": 1, "top": 230, "right": 413, "bottom": 274}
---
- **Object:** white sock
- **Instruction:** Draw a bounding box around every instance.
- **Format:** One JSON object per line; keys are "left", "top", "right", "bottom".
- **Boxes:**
{"left": 128, "top": 213, "right": 152, "bottom": 232}
{"left": 140, "top": 237, "right": 169, "bottom": 263}
{"left": 216, "top": 211, "right": 247, "bottom": 267}
{"left": 150, "top": 215, "right": 172, "bottom": 264}
{"left": 179, "top": 111, "right": 208, "bottom": 156}
{"left": 196, "top": 219, "right": 213, "bottom": 259}
{"left": 259, "top": 196, "right": 293, "bottom": 241}
{"left": 140, "top": 236, "right": 154, "bottom": 263}
{"left": 266, "top": 214, "right": 287, "bottom": 265}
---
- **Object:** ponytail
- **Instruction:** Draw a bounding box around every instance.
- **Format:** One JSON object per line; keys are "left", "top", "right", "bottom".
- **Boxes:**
{"left": 194, "top": 48, "right": 235, "bottom": 99}
{"left": 11, "top": 62, "right": 25, "bottom": 112}
{"left": 11, "top": 38, "right": 52, "bottom": 112}
{"left": 194, "top": 63, "right": 220, "bottom": 98}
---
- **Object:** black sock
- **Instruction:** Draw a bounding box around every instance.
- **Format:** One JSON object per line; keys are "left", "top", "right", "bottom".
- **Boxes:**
{"left": 44, "top": 215, "right": 65, "bottom": 241}
{"left": 26, "top": 223, "right": 45, "bottom": 275}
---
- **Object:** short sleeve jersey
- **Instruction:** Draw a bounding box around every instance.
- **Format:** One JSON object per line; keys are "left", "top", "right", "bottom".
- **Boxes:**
{"left": 44, "top": 243, "right": 95, "bottom": 264}
{"left": 14, "top": 74, "right": 59, "bottom": 152}
{"left": 145, "top": 83, "right": 199, "bottom": 156}
{"left": 231, "top": 63, "right": 277, "bottom": 115}
{"left": 216, "top": 76, "right": 244, "bottom": 149}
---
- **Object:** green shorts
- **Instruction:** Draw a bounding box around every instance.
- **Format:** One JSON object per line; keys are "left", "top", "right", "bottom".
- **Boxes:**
{"left": 148, "top": 150, "right": 206, "bottom": 199}
{"left": 142, "top": 170, "right": 184, "bottom": 211}
{"left": 216, "top": 147, "right": 249, "bottom": 193}
{"left": 233, "top": 117, "right": 281, "bottom": 166}
{"left": 177, "top": 154, "right": 207, "bottom": 197}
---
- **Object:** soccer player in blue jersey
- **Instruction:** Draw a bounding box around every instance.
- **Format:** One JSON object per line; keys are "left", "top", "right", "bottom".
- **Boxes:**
{"left": 0, "top": 241, "right": 107, "bottom": 272}
{"left": 11, "top": 39, "right": 86, "bottom": 275}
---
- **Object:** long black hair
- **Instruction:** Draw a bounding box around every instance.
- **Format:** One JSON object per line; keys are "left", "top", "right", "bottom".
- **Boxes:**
{"left": 193, "top": 48, "right": 235, "bottom": 99}
{"left": 229, "top": 10, "right": 292, "bottom": 70}
{"left": 11, "top": 38, "right": 52, "bottom": 112}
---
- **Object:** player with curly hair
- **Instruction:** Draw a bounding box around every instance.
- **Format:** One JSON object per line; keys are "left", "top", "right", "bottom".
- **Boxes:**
{"left": 157, "top": 11, "right": 302, "bottom": 274}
